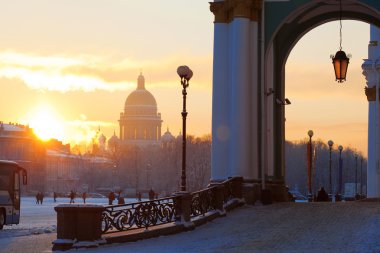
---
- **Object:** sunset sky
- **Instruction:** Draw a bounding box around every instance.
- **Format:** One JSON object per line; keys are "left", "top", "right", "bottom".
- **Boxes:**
{"left": 0, "top": 1, "right": 370, "bottom": 155}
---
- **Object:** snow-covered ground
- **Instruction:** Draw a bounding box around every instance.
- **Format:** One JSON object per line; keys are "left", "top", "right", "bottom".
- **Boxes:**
{"left": 3, "top": 201, "right": 380, "bottom": 253}
{"left": 1, "top": 197, "right": 139, "bottom": 239}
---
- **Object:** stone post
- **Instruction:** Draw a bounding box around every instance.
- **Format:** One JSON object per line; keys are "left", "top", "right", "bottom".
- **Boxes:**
{"left": 210, "top": 184, "right": 226, "bottom": 216}
{"left": 52, "top": 204, "right": 105, "bottom": 250}
{"left": 173, "top": 192, "right": 194, "bottom": 229}
{"left": 232, "top": 177, "right": 244, "bottom": 199}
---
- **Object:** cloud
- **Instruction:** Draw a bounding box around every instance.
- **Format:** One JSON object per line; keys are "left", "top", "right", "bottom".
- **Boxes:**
{"left": 0, "top": 51, "right": 212, "bottom": 93}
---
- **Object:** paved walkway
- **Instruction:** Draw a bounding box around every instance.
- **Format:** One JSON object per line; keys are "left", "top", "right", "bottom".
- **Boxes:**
{"left": 4, "top": 201, "right": 380, "bottom": 252}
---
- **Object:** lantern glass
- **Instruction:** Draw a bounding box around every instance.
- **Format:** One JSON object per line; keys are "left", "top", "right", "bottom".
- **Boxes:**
{"left": 332, "top": 50, "right": 349, "bottom": 82}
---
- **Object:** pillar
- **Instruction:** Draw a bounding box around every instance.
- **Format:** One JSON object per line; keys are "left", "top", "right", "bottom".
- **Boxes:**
{"left": 210, "top": 0, "right": 230, "bottom": 181}
{"left": 229, "top": 19, "right": 251, "bottom": 178}
{"left": 362, "top": 25, "right": 380, "bottom": 198}
{"left": 209, "top": 1, "right": 262, "bottom": 202}
{"left": 249, "top": 17, "right": 260, "bottom": 180}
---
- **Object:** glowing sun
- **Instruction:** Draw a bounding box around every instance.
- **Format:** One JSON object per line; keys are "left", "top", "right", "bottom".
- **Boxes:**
{"left": 26, "top": 104, "right": 65, "bottom": 141}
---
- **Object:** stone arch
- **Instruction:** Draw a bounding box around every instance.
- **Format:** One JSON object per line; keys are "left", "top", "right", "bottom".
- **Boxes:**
{"left": 265, "top": 0, "right": 380, "bottom": 186}
{"left": 209, "top": 0, "right": 380, "bottom": 202}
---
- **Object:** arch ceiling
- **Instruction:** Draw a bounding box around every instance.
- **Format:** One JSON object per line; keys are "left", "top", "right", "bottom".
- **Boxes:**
{"left": 266, "top": 0, "right": 380, "bottom": 64}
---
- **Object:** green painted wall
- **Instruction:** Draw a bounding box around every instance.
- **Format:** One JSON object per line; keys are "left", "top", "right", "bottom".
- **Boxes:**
{"left": 265, "top": 0, "right": 380, "bottom": 49}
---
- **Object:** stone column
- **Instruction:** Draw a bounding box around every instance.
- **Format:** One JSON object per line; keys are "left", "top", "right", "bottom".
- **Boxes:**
{"left": 249, "top": 15, "right": 260, "bottom": 181}
{"left": 362, "top": 25, "right": 380, "bottom": 198}
{"left": 210, "top": 0, "right": 230, "bottom": 182}
{"left": 229, "top": 17, "right": 251, "bottom": 177}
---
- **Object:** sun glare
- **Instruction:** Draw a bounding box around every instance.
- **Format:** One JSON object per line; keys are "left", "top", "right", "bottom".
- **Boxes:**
{"left": 25, "top": 104, "right": 65, "bottom": 141}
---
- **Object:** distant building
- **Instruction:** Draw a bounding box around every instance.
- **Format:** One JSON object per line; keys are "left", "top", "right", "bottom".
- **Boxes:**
{"left": 119, "top": 73, "right": 162, "bottom": 147}
{"left": 45, "top": 150, "right": 82, "bottom": 194}
{"left": 161, "top": 127, "right": 175, "bottom": 148}
{"left": 0, "top": 122, "right": 45, "bottom": 192}
{"left": 45, "top": 150, "right": 112, "bottom": 194}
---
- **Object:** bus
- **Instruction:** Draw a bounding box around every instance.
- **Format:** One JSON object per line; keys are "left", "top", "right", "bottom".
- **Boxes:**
{"left": 0, "top": 160, "right": 27, "bottom": 229}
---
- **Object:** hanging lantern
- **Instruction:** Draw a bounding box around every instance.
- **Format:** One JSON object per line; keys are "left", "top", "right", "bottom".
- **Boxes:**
{"left": 331, "top": 0, "right": 350, "bottom": 83}
{"left": 332, "top": 50, "right": 349, "bottom": 83}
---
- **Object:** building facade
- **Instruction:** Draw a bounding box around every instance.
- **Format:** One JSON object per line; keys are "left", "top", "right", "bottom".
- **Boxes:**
{"left": 0, "top": 122, "right": 45, "bottom": 193}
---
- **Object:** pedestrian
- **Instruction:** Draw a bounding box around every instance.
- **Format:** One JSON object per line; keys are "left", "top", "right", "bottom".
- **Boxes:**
{"left": 69, "top": 190, "right": 75, "bottom": 204}
{"left": 316, "top": 187, "right": 329, "bottom": 202}
{"left": 136, "top": 191, "right": 142, "bottom": 202}
{"left": 36, "top": 192, "right": 40, "bottom": 204}
{"left": 148, "top": 188, "right": 155, "bottom": 201}
{"left": 40, "top": 192, "right": 44, "bottom": 204}
{"left": 117, "top": 190, "right": 125, "bottom": 205}
{"left": 53, "top": 192, "right": 57, "bottom": 203}
{"left": 82, "top": 192, "right": 87, "bottom": 204}
{"left": 108, "top": 191, "right": 115, "bottom": 205}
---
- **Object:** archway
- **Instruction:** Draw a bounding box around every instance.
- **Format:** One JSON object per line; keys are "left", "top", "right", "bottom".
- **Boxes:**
{"left": 265, "top": 0, "right": 380, "bottom": 198}
{"left": 209, "top": 0, "right": 380, "bottom": 202}
{"left": 284, "top": 20, "right": 369, "bottom": 197}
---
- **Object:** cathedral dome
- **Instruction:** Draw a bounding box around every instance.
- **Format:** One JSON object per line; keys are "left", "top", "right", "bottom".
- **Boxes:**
{"left": 124, "top": 73, "right": 157, "bottom": 114}
{"left": 119, "top": 72, "right": 162, "bottom": 146}
{"left": 108, "top": 131, "right": 120, "bottom": 148}
{"left": 125, "top": 89, "right": 157, "bottom": 108}
{"left": 161, "top": 128, "right": 175, "bottom": 142}
{"left": 98, "top": 133, "right": 106, "bottom": 144}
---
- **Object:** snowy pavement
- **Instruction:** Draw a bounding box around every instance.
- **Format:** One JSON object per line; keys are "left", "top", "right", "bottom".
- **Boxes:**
{"left": 0, "top": 197, "right": 136, "bottom": 253}
{"left": 72, "top": 201, "right": 380, "bottom": 253}
{"left": 1, "top": 197, "right": 111, "bottom": 239}
{"left": 3, "top": 200, "right": 380, "bottom": 252}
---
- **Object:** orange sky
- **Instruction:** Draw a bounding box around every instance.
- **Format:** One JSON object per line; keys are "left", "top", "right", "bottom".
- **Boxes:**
{"left": 0, "top": 1, "right": 370, "bottom": 155}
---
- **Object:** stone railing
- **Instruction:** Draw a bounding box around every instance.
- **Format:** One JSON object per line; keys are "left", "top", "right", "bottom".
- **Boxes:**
{"left": 191, "top": 177, "right": 243, "bottom": 217}
{"left": 53, "top": 177, "right": 243, "bottom": 250}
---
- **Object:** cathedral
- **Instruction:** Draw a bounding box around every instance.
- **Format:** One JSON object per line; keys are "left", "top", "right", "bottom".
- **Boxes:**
{"left": 119, "top": 73, "right": 163, "bottom": 147}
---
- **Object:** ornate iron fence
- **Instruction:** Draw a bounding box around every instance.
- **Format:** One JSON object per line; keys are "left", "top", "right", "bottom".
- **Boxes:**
{"left": 191, "top": 187, "right": 215, "bottom": 217}
{"left": 102, "top": 196, "right": 177, "bottom": 234}
{"left": 101, "top": 177, "right": 243, "bottom": 234}
{"left": 190, "top": 177, "right": 242, "bottom": 217}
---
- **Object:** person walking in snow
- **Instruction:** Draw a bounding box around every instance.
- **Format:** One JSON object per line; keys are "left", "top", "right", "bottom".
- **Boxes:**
{"left": 69, "top": 190, "right": 75, "bottom": 204}
{"left": 108, "top": 191, "right": 115, "bottom": 205}
{"left": 40, "top": 192, "right": 44, "bottom": 204}
{"left": 82, "top": 192, "right": 87, "bottom": 204}
{"left": 148, "top": 189, "right": 155, "bottom": 201}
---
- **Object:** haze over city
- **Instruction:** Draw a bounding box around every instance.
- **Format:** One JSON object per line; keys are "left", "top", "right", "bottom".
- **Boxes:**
{"left": 0, "top": 0, "right": 369, "bottom": 155}
{"left": 3, "top": 1, "right": 380, "bottom": 252}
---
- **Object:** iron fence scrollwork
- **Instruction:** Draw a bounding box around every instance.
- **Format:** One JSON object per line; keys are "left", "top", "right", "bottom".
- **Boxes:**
{"left": 102, "top": 197, "right": 176, "bottom": 234}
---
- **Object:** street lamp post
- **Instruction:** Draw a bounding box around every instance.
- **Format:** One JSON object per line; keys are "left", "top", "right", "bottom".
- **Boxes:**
{"left": 338, "top": 145, "right": 343, "bottom": 199}
{"left": 146, "top": 163, "right": 151, "bottom": 189}
{"left": 177, "top": 65, "right": 193, "bottom": 192}
{"left": 328, "top": 140, "right": 334, "bottom": 196}
{"left": 360, "top": 156, "right": 363, "bottom": 196}
{"left": 355, "top": 154, "right": 358, "bottom": 199}
{"left": 307, "top": 130, "right": 314, "bottom": 200}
